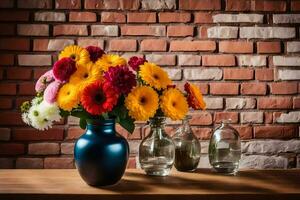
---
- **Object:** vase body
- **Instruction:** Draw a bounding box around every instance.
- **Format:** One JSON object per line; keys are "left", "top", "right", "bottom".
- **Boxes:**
{"left": 74, "top": 119, "right": 129, "bottom": 186}
{"left": 172, "top": 116, "right": 201, "bottom": 172}
{"left": 209, "top": 122, "right": 241, "bottom": 174}
{"left": 139, "top": 117, "right": 175, "bottom": 176}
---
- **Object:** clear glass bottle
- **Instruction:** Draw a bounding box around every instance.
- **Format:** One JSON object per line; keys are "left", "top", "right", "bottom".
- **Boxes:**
{"left": 139, "top": 117, "right": 175, "bottom": 176}
{"left": 209, "top": 122, "right": 241, "bottom": 174}
{"left": 172, "top": 116, "right": 201, "bottom": 172}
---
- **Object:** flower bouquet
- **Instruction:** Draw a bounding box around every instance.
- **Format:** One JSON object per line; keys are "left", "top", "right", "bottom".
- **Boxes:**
{"left": 20, "top": 44, "right": 206, "bottom": 184}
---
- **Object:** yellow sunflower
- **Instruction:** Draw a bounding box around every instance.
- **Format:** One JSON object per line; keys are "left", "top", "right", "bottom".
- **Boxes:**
{"left": 69, "top": 62, "right": 102, "bottom": 93}
{"left": 125, "top": 86, "right": 159, "bottom": 121}
{"left": 139, "top": 62, "right": 172, "bottom": 90}
{"left": 57, "top": 83, "right": 80, "bottom": 111}
{"left": 59, "top": 45, "right": 90, "bottom": 65}
{"left": 160, "top": 88, "right": 188, "bottom": 120}
{"left": 95, "top": 54, "right": 126, "bottom": 72}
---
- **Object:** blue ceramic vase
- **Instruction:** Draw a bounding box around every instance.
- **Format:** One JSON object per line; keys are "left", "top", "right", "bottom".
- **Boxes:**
{"left": 74, "top": 119, "right": 129, "bottom": 186}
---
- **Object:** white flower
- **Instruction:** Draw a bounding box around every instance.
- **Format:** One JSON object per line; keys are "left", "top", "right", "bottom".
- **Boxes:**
{"left": 28, "top": 104, "right": 52, "bottom": 131}
{"left": 21, "top": 112, "right": 31, "bottom": 125}
{"left": 39, "top": 101, "right": 61, "bottom": 122}
{"left": 31, "top": 96, "right": 43, "bottom": 106}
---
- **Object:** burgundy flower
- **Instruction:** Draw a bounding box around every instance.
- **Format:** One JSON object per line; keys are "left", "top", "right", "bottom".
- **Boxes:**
{"left": 128, "top": 56, "right": 147, "bottom": 71}
{"left": 86, "top": 46, "right": 105, "bottom": 63}
{"left": 104, "top": 65, "right": 136, "bottom": 95}
{"left": 53, "top": 57, "right": 76, "bottom": 82}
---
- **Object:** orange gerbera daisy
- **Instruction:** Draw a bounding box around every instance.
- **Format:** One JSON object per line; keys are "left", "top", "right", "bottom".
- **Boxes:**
{"left": 184, "top": 82, "right": 206, "bottom": 110}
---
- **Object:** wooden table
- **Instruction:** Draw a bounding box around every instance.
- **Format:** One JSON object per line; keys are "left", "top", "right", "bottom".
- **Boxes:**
{"left": 0, "top": 169, "right": 299, "bottom": 200}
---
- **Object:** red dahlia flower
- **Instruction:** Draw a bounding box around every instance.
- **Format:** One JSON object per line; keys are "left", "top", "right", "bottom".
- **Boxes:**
{"left": 81, "top": 80, "right": 119, "bottom": 115}
{"left": 104, "top": 65, "right": 136, "bottom": 95}
{"left": 53, "top": 57, "right": 76, "bottom": 82}
{"left": 128, "top": 56, "right": 147, "bottom": 71}
{"left": 85, "top": 46, "right": 105, "bottom": 63}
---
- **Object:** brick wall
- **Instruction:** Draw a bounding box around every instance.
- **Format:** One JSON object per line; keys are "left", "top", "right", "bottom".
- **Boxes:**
{"left": 0, "top": 0, "right": 299, "bottom": 169}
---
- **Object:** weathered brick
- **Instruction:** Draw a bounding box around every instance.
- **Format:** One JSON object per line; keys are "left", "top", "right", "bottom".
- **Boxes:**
{"left": 202, "top": 55, "right": 235, "bottom": 66}
{"left": 242, "top": 140, "right": 300, "bottom": 154}
{"left": 255, "top": 68, "right": 274, "bottom": 81}
{"left": 214, "top": 112, "right": 239, "bottom": 123}
{"left": 145, "top": 54, "right": 176, "bottom": 66}
{"left": 55, "top": 0, "right": 81, "bottom": 9}
{"left": 238, "top": 55, "right": 266, "bottom": 67}
{"left": 224, "top": 68, "right": 254, "bottom": 80}
{"left": 226, "top": 98, "right": 256, "bottom": 110}
{"left": 184, "top": 68, "right": 222, "bottom": 80}
{"left": 277, "top": 69, "right": 300, "bottom": 81}
{"left": 233, "top": 126, "right": 252, "bottom": 139}
{"left": 254, "top": 126, "right": 297, "bottom": 139}
{"left": 241, "top": 112, "right": 264, "bottom": 124}
{"left": 18, "top": 0, "right": 52, "bottom": 8}
{"left": 241, "top": 83, "right": 266, "bottom": 95}
{"left": 219, "top": 41, "right": 253, "bottom": 53}
{"left": 294, "top": 97, "right": 300, "bottom": 109}
{"left": 287, "top": 41, "right": 300, "bottom": 53}
{"left": 18, "top": 24, "right": 49, "bottom": 36}
{"left": 170, "top": 41, "right": 215, "bottom": 52}
{"left": 207, "top": 26, "right": 238, "bottom": 38}
{"left": 18, "top": 55, "right": 52, "bottom": 66}
{"left": 213, "top": 14, "right": 263, "bottom": 23}
{"left": 28, "top": 143, "right": 60, "bottom": 155}
{"left": 189, "top": 112, "right": 213, "bottom": 125}
{"left": 127, "top": 12, "right": 156, "bottom": 23}
{"left": 34, "top": 39, "right": 74, "bottom": 51}
{"left": 69, "top": 12, "right": 97, "bottom": 22}
{"left": 109, "top": 39, "right": 137, "bottom": 52}
{"left": 91, "top": 25, "right": 118, "bottom": 36}
{"left": 165, "top": 68, "right": 182, "bottom": 80}
{"left": 273, "top": 14, "right": 300, "bottom": 24}
{"left": 121, "top": 25, "right": 165, "bottom": 36}
{"left": 179, "top": 0, "right": 221, "bottom": 10}
{"left": 257, "top": 42, "right": 281, "bottom": 53}
{"left": 194, "top": 12, "right": 212, "bottom": 23}
{"left": 240, "top": 27, "right": 295, "bottom": 39}
{"left": 210, "top": 82, "right": 239, "bottom": 95}
{"left": 167, "top": 25, "right": 194, "bottom": 37}
{"left": 192, "top": 127, "right": 212, "bottom": 140}
{"left": 141, "top": 39, "right": 167, "bottom": 51}
{"left": 270, "top": 82, "right": 298, "bottom": 95}
{"left": 225, "top": 0, "right": 251, "bottom": 11}
{"left": 258, "top": 97, "right": 293, "bottom": 109}
{"left": 178, "top": 55, "right": 201, "bottom": 66}
{"left": 240, "top": 155, "right": 288, "bottom": 169}
{"left": 273, "top": 56, "right": 300, "bottom": 67}
{"left": 77, "top": 38, "right": 104, "bottom": 48}
{"left": 61, "top": 143, "right": 75, "bottom": 155}
{"left": 253, "top": 0, "right": 286, "bottom": 12}
{"left": 44, "top": 157, "right": 74, "bottom": 169}
{"left": 141, "top": 0, "right": 175, "bottom": 10}
{"left": 203, "top": 97, "right": 223, "bottom": 109}
{"left": 16, "top": 158, "right": 43, "bottom": 169}
{"left": 53, "top": 25, "right": 87, "bottom": 36}
{"left": 276, "top": 112, "right": 300, "bottom": 123}
{"left": 159, "top": 12, "right": 191, "bottom": 23}
{"left": 35, "top": 12, "right": 66, "bottom": 21}
{"left": 101, "top": 12, "right": 126, "bottom": 23}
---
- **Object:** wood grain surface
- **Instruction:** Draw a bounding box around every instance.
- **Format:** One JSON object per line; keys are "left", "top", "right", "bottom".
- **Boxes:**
{"left": 0, "top": 169, "right": 299, "bottom": 200}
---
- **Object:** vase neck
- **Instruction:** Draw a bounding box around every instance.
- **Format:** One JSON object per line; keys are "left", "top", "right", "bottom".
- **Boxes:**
{"left": 86, "top": 119, "right": 115, "bottom": 135}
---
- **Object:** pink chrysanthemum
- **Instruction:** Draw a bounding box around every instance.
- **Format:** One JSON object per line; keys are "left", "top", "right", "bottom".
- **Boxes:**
{"left": 35, "top": 70, "right": 54, "bottom": 93}
{"left": 128, "top": 56, "right": 147, "bottom": 71}
{"left": 44, "top": 81, "right": 61, "bottom": 104}
{"left": 104, "top": 65, "right": 136, "bottom": 95}
{"left": 53, "top": 57, "right": 76, "bottom": 82}
{"left": 86, "top": 46, "right": 105, "bottom": 63}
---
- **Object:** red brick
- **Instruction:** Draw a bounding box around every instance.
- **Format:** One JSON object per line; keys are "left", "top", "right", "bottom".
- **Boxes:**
{"left": 214, "top": 112, "right": 239, "bottom": 123}
{"left": 226, "top": 0, "right": 251, "bottom": 11}
{"left": 67, "top": 127, "right": 84, "bottom": 140}
{"left": 69, "top": 12, "right": 96, "bottom": 22}
{"left": 170, "top": 41, "right": 215, "bottom": 52}
{"left": 158, "top": 12, "right": 191, "bottom": 23}
{"left": 0, "top": 38, "right": 30, "bottom": 51}
{"left": 77, "top": 39, "right": 104, "bottom": 48}
{"left": 84, "top": 0, "right": 139, "bottom": 10}
{"left": 258, "top": 97, "right": 293, "bottom": 109}
{"left": 0, "top": 158, "right": 14, "bottom": 169}
{"left": 44, "top": 157, "right": 74, "bottom": 169}
{"left": 116, "top": 125, "right": 141, "bottom": 140}
{"left": 101, "top": 12, "right": 126, "bottom": 23}
{"left": 199, "top": 26, "right": 209, "bottom": 38}
{"left": 210, "top": 82, "right": 239, "bottom": 95}
{"left": 232, "top": 125, "right": 252, "bottom": 140}
{"left": 0, "top": 24, "right": 15, "bottom": 35}
{"left": 264, "top": 112, "right": 273, "bottom": 124}
{"left": 291, "top": 0, "right": 300, "bottom": 11}
{"left": 179, "top": 0, "right": 221, "bottom": 10}
{"left": 167, "top": 25, "right": 194, "bottom": 37}
{"left": 253, "top": 0, "right": 286, "bottom": 11}
{"left": 202, "top": 55, "right": 235, "bottom": 66}
{"left": 6, "top": 68, "right": 32, "bottom": 80}
{"left": 257, "top": 42, "right": 281, "bottom": 54}
{"left": 0, "top": 11, "right": 29, "bottom": 21}
{"left": 255, "top": 68, "right": 274, "bottom": 81}
{"left": 189, "top": 112, "right": 213, "bottom": 125}
{"left": 33, "top": 39, "right": 48, "bottom": 51}
{"left": 0, "top": 83, "right": 17, "bottom": 95}
{"left": 0, "top": 98, "right": 13, "bottom": 109}
{"left": 121, "top": 25, "right": 165, "bottom": 36}
{"left": 19, "top": 82, "right": 35, "bottom": 95}
{"left": 53, "top": 25, "right": 88, "bottom": 36}
{"left": 109, "top": 39, "right": 137, "bottom": 52}
{"left": 0, "top": 143, "right": 25, "bottom": 155}
{"left": 224, "top": 69, "right": 254, "bottom": 80}
{"left": 254, "top": 126, "right": 298, "bottom": 139}
{"left": 192, "top": 127, "right": 212, "bottom": 140}
{"left": 127, "top": 157, "right": 136, "bottom": 169}
{"left": 13, "top": 128, "right": 64, "bottom": 141}
{"left": 141, "top": 39, "right": 167, "bottom": 52}
{"left": 0, "top": 54, "right": 14, "bottom": 65}
{"left": 219, "top": 41, "right": 253, "bottom": 53}
{"left": 194, "top": 12, "right": 213, "bottom": 23}
{"left": 270, "top": 82, "right": 298, "bottom": 95}
{"left": 293, "top": 97, "right": 300, "bottom": 109}
{"left": 0, "top": 0, "right": 14, "bottom": 8}
{"left": 127, "top": 12, "right": 156, "bottom": 23}
{"left": 16, "top": 158, "right": 43, "bottom": 169}
{"left": 241, "top": 83, "right": 266, "bottom": 95}
{"left": 176, "top": 82, "right": 208, "bottom": 95}
{"left": 55, "top": 0, "right": 81, "bottom": 9}
{"left": 29, "top": 143, "right": 60, "bottom": 155}
{"left": 18, "top": 0, "right": 52, "bottom": 8}
{"left": 0, "top": 111, "right": 23, "bottom": 125}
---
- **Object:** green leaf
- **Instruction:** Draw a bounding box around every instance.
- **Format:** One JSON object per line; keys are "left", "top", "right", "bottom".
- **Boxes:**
{"left": 60, "top": 109, "right": 70, "bottom": 117}
{"left": 79, "top": 118, "right": 87, "bottom": 130}
{"left": 119, "top": 116, "right": 135, "bottom": 134}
